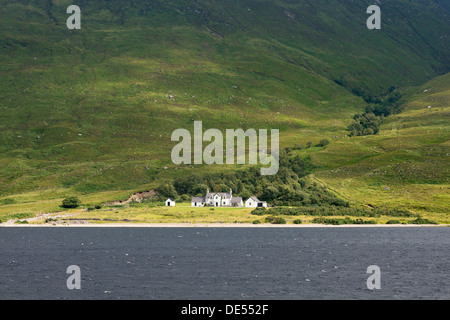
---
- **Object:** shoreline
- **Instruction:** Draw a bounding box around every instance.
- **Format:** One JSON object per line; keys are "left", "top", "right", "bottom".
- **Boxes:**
{"left": 1, "top": 222, "right": 448, "bottom": 228}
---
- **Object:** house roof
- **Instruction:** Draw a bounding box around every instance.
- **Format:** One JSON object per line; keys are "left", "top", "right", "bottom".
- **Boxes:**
{"left": 166, "top": 198, "right": 175, "bottom": 202}
{"left": 247, "top": 197, "right": 260, "bottom": 202}
{"left": 191, "top": 197, "right": 205, "bottom": 202}
{"left": 230, "top": 197, "right": 243, "bottom": 203}
{"left": 206, "top": 192, "right": 232, "bottom": 199}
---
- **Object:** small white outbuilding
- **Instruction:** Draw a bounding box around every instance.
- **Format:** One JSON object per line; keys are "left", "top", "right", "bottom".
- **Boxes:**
{"left": 165, "top": 198, "right": 175, "bottom": 207}
{"left": 245, "top": 197, "right": 267, "bottom": 208}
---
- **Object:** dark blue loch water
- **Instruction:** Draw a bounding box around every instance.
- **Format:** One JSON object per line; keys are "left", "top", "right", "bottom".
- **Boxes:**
{"left": 0, "top": 227, "right": 448, "bottom": 300}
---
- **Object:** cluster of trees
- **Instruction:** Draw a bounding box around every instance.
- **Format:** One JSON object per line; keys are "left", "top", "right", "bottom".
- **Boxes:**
{"left": 335, "top": 77, "right": 401, "bottom": 108}
{"left": 365, "top": 92, "right": 403, "bottom": 117}
{"left": 335, "top": 77, "right": 404, "bottom": 136}
{"left": 156, "top": 149, "right": 347, "bottom": 207}
{"left": 347, "top": 112, "right": 383, "bottom": 136}
{"left": 351, "top": 86, "right": 401, "bottom": 108}
{"left": 347, "top": 88, "right": 403, "bottom": 136}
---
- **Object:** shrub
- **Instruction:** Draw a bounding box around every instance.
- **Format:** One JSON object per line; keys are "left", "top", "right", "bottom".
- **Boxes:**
{"left": 312, "top": 217, "right": 376, "bottom": 225}
{"left": 15, "top": 220, "right": 28, "bottom": 224}
{"left": 0, "top": 198, "right": 16, "bottom": 205}
{"left": 408, "top": 218, "right": 438, "bottom": 225}
{"left": 252, "top": 220, "right": 261, "bottom": 224}
{"left": 5, "top": 213, "right": 33, "bottom": 220}
{"left": 62, "top": 197, "right": 81, "bottom": 208}
{"left": 251, "top": 207, "right": 267, "bottom": 216}
{"left": 373, "top": 208, "right": 416, "bottom": 217}
{"left": 318, "top": 139, "right": 330, "bottom": 147}
{"left": 95, "top": 204, "right": 102, "bottom": 209}
{"left": 386, "top": 220, "right": 401, "bottom": 224}
{"left": 265, "top": 216, "right": 286, "bottom": 224}
{"left": 293, "top": 219, "right": 302, "bottom": 224}
{"left": 312, "top": 217, "right": 348, "bottom": 225}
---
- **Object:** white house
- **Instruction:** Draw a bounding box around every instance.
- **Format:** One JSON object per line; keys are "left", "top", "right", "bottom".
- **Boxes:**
{"left": 191, "top": 197, "right": 206, "bottom": 207}
{"left": 245, "top": 197, "right": 267, "bottom": 208}
{"left": 165, "top": 198, "right": 175, "bottom": 207}
{"left": 230, "top": 197, "right": 244, "bottom": 207}
{"left": 192, "top": 189, "right": 243, "bottom": 207}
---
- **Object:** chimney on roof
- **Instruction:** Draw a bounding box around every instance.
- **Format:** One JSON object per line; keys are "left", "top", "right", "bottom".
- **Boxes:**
{"left": 230, "top": 188, "right": 232, "bottom": 195}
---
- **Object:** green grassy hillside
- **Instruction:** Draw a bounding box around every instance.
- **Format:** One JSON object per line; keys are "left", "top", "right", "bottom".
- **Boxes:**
{"left": 0, "top": 0, "right": 449, "bottom": 220}
{"left": 312, "top": 72, "right": 450, "bottom": 220}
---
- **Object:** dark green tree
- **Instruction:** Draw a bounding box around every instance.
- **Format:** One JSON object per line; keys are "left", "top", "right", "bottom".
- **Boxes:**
{"left": 62, "top": 197, "right": 81, "bottom": 208}
{"left": 261, "top": 186, "right": 280, "bottom": 201}
{"left": 156, "top": 183, "right": 178, "bottom": 199}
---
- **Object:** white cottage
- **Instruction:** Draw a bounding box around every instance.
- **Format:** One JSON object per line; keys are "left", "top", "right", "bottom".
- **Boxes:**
{"left": 230, "top": 197, "right": 244, "bottom": 207}
{"left": 245, "top": 197, "right": 267, "bottom": 208}
{"left": 165, "top": 198, "right": 175, "bottom": 207}
{"left": 191, "top": 197, "right": 205, "bottom": 207}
